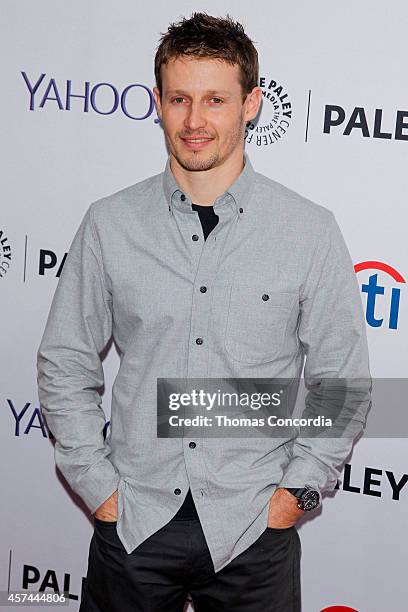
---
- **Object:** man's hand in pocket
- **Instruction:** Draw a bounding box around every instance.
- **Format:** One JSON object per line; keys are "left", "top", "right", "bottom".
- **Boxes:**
{"left": 93, "top": 490, "right": 118, "bottom": 522}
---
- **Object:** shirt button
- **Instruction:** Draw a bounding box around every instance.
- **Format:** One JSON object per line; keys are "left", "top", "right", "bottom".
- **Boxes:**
{"left": 200, "top": 286, "right": 207, "bottom": 293}
{"left": 174, "top": 488, "right": 182, "bottom": 495}
{"left": 192, "top": 234, "right": 199, "bottom": 241}
{"left": 195, "top": 337, "right": 203, "bottom": 345}
{"left": 262, "top": 294, "right": 270, "bottom": 301}
{"left": 239, "top": 207, "right": 243, "bottom": 213}
{"left": 180, "top": 194, "right": 186, "bottom": 201}
{"left": 189, "top": 441, "right": 196, "bottom": 449}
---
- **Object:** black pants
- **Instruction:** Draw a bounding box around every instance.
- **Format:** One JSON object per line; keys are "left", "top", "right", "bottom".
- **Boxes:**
{"left": 79, "top": 515, "right": 301, "bottom": 611}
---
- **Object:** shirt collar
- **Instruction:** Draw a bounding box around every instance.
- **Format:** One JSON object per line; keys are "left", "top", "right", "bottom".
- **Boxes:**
{"left": 162, "top": 152, "right": 256, "bottom": 219}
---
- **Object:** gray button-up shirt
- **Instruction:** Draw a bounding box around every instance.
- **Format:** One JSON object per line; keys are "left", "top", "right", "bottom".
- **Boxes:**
{"left": 37, "top": 152, "right": 371, "bottom": 572}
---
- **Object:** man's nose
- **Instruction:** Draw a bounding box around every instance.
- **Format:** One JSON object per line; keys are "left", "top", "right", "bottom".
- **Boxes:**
{"left": 184, "top": 102, "right": 206, "bottom": 131}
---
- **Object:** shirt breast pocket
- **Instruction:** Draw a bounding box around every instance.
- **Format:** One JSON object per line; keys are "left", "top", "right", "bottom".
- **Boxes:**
{"left": 224, "top": 284, "right": 297, "bottom": 364}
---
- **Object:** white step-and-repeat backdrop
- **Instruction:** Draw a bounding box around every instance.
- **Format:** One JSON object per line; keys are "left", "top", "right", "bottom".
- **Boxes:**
{"left": 2, "top": 1, "right": 407, "bottom": 611}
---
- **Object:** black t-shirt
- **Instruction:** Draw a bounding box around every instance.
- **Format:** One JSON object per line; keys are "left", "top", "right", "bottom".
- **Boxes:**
{"left": 191, "top": 202, "right": 219, "bottom": 239}
{"left": 172, "top": 203, "right": 219, "bottom": 520}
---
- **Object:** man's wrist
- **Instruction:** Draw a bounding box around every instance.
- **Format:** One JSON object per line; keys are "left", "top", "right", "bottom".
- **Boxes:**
{"left": 280, "top": 485, "right": 321, "bottom": 512}
{"left": 93, "top": 490, "right": 119, "bottom": 519}
{"left": 267, "top": 487, "right": 305, "bottom": 528}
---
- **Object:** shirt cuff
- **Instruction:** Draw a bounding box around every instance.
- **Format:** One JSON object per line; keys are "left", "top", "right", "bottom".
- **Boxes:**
{"left": 277, "top": 456, "right": 337, "bottom": 495}
{"left": 72, "top": 460, "right": 121, "bottom": 515}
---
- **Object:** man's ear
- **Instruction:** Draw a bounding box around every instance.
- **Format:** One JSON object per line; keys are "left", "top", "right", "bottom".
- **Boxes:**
{"left": 153, "top": 87, "right": 162, "bottom": 120}
{"left": 244, "top": 86, "right": 262, "bottom": 123}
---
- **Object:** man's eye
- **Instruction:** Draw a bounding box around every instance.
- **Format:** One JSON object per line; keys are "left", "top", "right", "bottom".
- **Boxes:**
{"left": 173, "top": 97, "right": 185, "bottom": 103}
{"left": 211, "top": 98, "right": 223, "bottom": 104}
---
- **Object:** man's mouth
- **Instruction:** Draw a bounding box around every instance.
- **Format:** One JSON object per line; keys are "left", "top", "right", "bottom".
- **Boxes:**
{"left": 181, "top": 137, "right": 214, "bottom": 150}
{"left": 182, "top": 137, "right": 213, "bottom": 142}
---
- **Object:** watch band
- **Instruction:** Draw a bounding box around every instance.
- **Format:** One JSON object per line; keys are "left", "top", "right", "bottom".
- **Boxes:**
{"left": 283, "top": 485, "right": 321, "bottom": 511}
{"left": 285, "top": 487, "right": 307, "bottom": 498}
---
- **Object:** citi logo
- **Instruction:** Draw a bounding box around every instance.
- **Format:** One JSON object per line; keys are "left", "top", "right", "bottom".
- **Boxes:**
{"left": 355, "top": 261, "right": 405, "bottom": 329}
{"left": 21, "top": 72, "right": 154, "bottom": 120}
{"left": 321, "top": 607, "right": 358, "bottom": 612}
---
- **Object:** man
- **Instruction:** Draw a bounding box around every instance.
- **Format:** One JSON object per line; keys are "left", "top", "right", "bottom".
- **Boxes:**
{"left": 37, "top": 12, "right": 371, "bottom": 612}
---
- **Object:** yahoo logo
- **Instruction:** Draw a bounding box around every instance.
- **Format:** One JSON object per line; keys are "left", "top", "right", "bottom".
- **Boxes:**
{"left": 6, "top": 399, "right": 110, "bottom": 439}
{"left": 355, "top": 261, "right": 405, "bottom": 329}
{"left": 21, "top": 72, "right": 155, "bottom": 120}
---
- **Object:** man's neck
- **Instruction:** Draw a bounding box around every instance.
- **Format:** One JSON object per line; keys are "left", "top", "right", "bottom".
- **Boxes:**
{"left": 170, "top": 150, "right": 245, "bottom": 206}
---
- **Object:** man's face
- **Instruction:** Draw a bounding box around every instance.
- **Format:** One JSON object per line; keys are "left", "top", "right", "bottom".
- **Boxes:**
{"left": 153, "top": 56, "right": 260, "bottom": 172}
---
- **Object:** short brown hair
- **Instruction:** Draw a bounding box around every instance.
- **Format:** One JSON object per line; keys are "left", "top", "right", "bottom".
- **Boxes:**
{"left": 154, "top": 12, "right": 259, "bottom": 102}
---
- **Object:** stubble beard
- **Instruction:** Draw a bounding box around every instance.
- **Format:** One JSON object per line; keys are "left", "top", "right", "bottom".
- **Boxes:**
{"left": 176, "top": 148, "right": 220, "bottom": 172}
{"left": 167, "top": 118, "right": 245, "bottom": 172}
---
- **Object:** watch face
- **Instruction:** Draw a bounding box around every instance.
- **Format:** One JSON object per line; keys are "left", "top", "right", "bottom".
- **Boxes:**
{"left": 302, "top": 490, "right": 320, "bottom": 510}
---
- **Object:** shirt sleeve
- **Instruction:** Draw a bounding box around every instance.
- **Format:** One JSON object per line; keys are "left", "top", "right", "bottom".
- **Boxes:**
{"left": 277, "top": 210, "right": 372, "bottom": 495}
{"left": 37, "top": 203, "right": 120, "bottom": 514}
